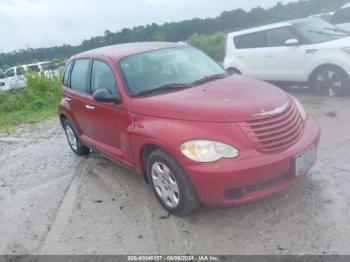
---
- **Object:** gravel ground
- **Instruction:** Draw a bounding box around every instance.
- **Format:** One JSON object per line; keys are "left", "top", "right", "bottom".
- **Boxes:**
{"left": 0, "top": 90, "right": 349, "bottom": 255}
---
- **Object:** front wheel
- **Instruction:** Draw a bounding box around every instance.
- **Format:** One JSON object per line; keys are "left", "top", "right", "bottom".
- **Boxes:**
{"left": 310, "top": 65, "right": 350, "bottom": 97}
{"left": 146, "top": 149, "right": 200, "bottom": 216}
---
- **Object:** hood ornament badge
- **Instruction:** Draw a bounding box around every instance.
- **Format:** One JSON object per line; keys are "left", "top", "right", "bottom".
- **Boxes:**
{"left": 253, "top": 101, "right": 289, "bottom": 117}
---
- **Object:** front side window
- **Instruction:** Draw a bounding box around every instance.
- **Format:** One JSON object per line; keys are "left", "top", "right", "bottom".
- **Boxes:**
{"left": 268, "top": 27, "right": 297, "bottom": 47}
{"left": 91, "top": 60, "right": 117, "bottom": 95}
{"left": 70, "top": 59, "right": 90, "bottom": 93}
{"left": 234, "top": 31, "right": 268, "bottom": 49}
{"left": 5, "top": 69, "right": 15, "bottom": 77}
{"left": 331, "top": 7, "right": 350, "bottom": 24}
{"left": 119, "top": 47, "right": 226, "bottom": 97}
{"left": 294, "top": 19, "right": 349, "bottom": 44}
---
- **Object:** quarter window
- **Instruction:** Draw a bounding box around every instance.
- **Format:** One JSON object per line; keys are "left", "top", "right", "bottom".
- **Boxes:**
{"left": 234, "top": 31, "right": 268, "bottom": 49}
{"left": 91, "top": 60, "right": 117, "bottom": 95}
{"left": 70, "top": 59, "right": 90, "bottom": 93}
{"left": 63, "top": 61, "right": 73, "bottom": 87}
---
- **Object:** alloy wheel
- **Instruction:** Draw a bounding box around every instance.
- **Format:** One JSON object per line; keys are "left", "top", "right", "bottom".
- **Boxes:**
{"left": 151, "top": 162, "right": 180, "bottom": 208}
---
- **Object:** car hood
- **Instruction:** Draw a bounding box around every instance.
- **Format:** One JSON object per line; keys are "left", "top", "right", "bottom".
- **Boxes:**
{"left": 130, "top": 75, "right": 290, "bottom": 122}
{"left": 317, "top": 36, "right": 350, "bottom": 47}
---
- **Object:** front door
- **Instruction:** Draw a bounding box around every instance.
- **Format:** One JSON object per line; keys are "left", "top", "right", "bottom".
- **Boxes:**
{"left": 264, "top": 27, "right": 307, "bottom": 82}
{"left": 82, "top": 59, "right": 133, "bottom": 165}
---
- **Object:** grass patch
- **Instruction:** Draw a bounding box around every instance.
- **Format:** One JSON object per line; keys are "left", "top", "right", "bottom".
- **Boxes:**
{"left": 0, "top": 74, "right": 61, "bottom": 131}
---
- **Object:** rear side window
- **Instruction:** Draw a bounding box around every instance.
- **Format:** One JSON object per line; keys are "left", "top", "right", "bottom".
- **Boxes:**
{"left": 268, "top": 27, "right": 296, "bottom": 47}
{"left": 234, "top": 31, "right": 268, "bottom": 49}
{"left": 70, "top": 59, "right": 90, "bottom": 93}
{"left": 332, "top": 7, "right": 350, "bottom": 24}
{"left": 91, "top": 60, "right": 117, "bottom": 95}
{"left": 63, "top": 61, "right": 73, "bottom": 87}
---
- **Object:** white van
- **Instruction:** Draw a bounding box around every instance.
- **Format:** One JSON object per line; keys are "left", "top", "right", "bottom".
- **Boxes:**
{"left": 4, "top": 67, "right": 27, "bottom": 90}
{"left": 223, "top": 18, "right": 350, "bottom": 96}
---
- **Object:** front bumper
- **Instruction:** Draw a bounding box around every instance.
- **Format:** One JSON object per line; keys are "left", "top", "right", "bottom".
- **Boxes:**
{"left": 184, "top": 116, "right": 321, "bottom": 206}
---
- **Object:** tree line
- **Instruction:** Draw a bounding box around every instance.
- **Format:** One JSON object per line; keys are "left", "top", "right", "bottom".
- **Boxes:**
{"left": 0, "top": 0, "right": 348, "bottom": 69}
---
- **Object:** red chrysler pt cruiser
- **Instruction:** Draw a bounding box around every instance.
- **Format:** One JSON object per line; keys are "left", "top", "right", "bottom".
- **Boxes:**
{"left": 59, "top": 42, "right": 320, "bottom": 216}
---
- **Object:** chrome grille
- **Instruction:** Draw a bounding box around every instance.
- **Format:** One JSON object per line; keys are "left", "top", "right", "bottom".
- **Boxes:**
{"left": 239, "top": 102, "right": 304, "bottom": 152}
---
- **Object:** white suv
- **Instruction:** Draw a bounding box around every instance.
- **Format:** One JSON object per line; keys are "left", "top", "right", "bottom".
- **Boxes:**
{"left": 223, "top": 18, "right": 350, "bottom": 96}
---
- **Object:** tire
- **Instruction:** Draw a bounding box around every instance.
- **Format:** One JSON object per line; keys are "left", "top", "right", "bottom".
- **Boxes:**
{"left": 146, "top": 149, "right": 200, "bottom": 216}
{"left": 310, "top": 65, "right": 350, "bottom": 97}
{"left": 62, "top": 118, "right": 90, "bottom": 156}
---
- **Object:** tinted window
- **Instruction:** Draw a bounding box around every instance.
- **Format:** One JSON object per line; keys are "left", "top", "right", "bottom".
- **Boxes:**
{"left": 91, "top": 60, "right": 117, "bottom": 95}
{"left": 332, "top": 7, "right": 350, "bottom": 24}
{"left": 5, "top": 69, "right": 15, "bottom": 77}
{"left": 70, "top": 59, "right": 90, "bottom": 93}
{"left": 268, "top": 27, "right": 297, "bottom": 47}
{"left": 63, "top": 61, "right": 73, "bottom": 87}
{"left": 234, "top": 31, "right": 268, "bottom": 49}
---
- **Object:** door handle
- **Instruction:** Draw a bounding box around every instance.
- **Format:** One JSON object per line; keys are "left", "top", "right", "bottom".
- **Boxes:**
{"left": 265, "top": 52, "right": 274, "bottom": 58}
{"left": 85, "top": 105, "right": 95, "bottom": 110}
{"left": 64, "top": 97, "right": 72, "bottom": 101}
{"left": 236, "top": 53, "right": 244, "bottom": 58}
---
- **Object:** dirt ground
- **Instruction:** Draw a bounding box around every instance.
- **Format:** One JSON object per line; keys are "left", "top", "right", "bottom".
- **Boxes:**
{"left": 0, "top": 90, "right": 349, "bottom": 255}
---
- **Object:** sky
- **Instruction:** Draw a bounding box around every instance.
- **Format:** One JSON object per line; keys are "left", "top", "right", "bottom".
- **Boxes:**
{"left": 0, "top": 0, "right": 295, "bottom": 53}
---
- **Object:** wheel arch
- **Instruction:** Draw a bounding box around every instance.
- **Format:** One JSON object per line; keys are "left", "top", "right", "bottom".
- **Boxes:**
{"left": 308, "top": 63, "right": 349, "bottom": 83}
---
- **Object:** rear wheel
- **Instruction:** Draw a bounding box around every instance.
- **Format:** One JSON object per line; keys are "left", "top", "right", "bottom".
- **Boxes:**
{"left": 146, "top": 149, "right": 200, "bottom": 216}
{"left": 310, "top": 65, "right": 350, "bottom": 97}
{"left": 62, "top": 118, "right": 90, "bottom": 156}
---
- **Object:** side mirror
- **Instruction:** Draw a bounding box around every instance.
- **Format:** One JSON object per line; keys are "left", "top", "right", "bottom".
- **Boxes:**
{"left": 285, "top": 39, "right": 300, "bottom": 46}
{"left": 93, "top": 89, "right": 121, "bottom": 104}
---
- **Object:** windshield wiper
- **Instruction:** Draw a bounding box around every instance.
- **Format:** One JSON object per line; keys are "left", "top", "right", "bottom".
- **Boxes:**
{"left": 190, "top": 73, "right": 227, "bottom": 86}
{"left": 134, "top": 83, "right": 191, "bottom": 97}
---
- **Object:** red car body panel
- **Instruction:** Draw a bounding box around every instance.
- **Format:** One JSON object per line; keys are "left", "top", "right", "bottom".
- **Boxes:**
{"left": 59, "top": 43, "right": 321, "bottom": 207}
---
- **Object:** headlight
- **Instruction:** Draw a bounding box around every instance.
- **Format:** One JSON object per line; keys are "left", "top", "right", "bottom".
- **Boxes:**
{"left": 292, "top": 96, "right": 307, "bottom": 120}
{"left": 341, "top": 47, "right": 350, "bottom": 54}
{"left": 180, "top": 140, "right": 239, "bottom": 163}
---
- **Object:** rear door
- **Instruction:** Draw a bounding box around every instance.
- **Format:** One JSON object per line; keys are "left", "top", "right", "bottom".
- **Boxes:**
{"left": 264, "top": 26, "right": 307, "bottom": 82}
{"left": 63, "top": 59, "right": 95, "bottom": 143}
{"left": 233, "top": 31, "right": 269, "bottom": 79}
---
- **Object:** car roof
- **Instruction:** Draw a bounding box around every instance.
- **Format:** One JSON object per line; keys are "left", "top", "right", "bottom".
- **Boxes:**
{"left": 74, "top": 42, "right": 187, "bottom": 61}
{"left": 342, "top": 3, "right": 350, "bottom": 8}
{"left": 227, "top": 18, "right": 318, "bottom": 37}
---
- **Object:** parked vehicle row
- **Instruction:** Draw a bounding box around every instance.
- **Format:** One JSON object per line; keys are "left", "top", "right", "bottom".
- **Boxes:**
{"left": 223, "top": 18, "right": 350, "bottom": 96}
{"left": 0, "top": 61, "right": 62, "bottom": 91}
{"left": 59, "top": 42, "right": 320, "bottom": 216}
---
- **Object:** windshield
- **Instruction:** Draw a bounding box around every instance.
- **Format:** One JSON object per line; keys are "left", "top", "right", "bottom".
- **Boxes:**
{"left": 119, "top": 47, "right": 226, "bottom": 97}
{"left": 294, "top": 19, "right": 349, "bottom": 44}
